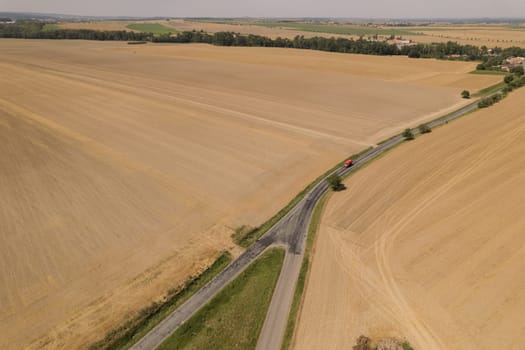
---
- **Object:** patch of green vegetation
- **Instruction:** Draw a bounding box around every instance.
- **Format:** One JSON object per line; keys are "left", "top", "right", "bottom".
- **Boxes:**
{"left": 469, "top": 69, "right": 507, "bottom": 75}
{"left": 89, "top": 251, "right": 232, "bottom": 350}
{"left": 403, "top": 341, "right": 415, "bottom": 350}
{"left": 418, "top": 124, "right": 432, "bottom": 134}
{"left": 42, "top": 23, "right": 58, "bottom": 31}
{"left": 472, "top": 81, "right": 506, "bottom": 97}
{"left": 232, "top": 147, "right": 372, "bottom": 248}
{"left": 478, "top": 92, "right": 506, "bottom": 108}
{"left": 402, "top": 128, "right": 415, "bottom": 140}
{"left": 281, "top": 192, "right": 328, "bottom": 350}
{"left": 126, "top": 23, "right": 176, "bottom": 35}
{"left": 254, "top": 22, "right": 420, "bottom": 37}
{"left": 158, "top": 248, "right": 285, "bottom": 350}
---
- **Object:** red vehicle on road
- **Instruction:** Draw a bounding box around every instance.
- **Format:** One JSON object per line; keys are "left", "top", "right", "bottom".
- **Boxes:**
{"left": 344, "top": 159, "right": 353, "bottom": 167}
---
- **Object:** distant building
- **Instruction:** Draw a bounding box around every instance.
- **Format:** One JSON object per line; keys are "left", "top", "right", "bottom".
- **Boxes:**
{"left": 502, "top": 56, "right": 525, "bottom": 72}
{"left": 387, "top": 39, "right": 416, "bottom": 49}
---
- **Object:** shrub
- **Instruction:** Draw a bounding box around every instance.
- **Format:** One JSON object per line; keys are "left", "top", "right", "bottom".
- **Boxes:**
{"left": 408, "top": 49, "right": 421, "bottom": 58}
{"left": 418, "top": 124, "right": 431, "bottom": 134}
{"left": 502, "top": 85, "right": 513, "bottom": 93}
{"left": 504, "top": 74, "right": 514, "bottom": 84}
{"left": 403, "top": 341, "right": 415, "bottom": 350}
{"left": 478, "top": 93, "right": 505, "bottom": 108}
{"left": 353, "top": 335, "right": 371, "bottom": 350}
{"left": 511, "top": 65, "right": 524, "bottom": 76}
{"left": 402, "top": 128, "right": 414, "bottom": 140}
{"left": 461, "top": 90, "right": 470, "bottom": 99}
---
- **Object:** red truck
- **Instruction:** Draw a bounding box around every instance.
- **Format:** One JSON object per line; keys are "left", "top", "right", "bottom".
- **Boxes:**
{"left": 344, "top": 159, "right": 353, "bottom": 167}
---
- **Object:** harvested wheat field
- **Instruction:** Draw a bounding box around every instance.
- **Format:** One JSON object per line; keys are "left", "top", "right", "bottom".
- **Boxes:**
{"left": 0, "top": 39, "right": 499, "bottom": 349}
{"left": 295, "top": 89, "right": 525, "bottom": 350}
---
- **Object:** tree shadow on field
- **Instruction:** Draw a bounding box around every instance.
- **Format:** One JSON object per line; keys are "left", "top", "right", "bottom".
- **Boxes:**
{"left": 333, "top": 183, "right": 346, "bottom": 192}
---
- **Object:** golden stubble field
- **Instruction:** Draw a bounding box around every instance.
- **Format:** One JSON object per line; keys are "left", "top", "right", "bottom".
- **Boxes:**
{"left": 0, "top": 39, "right": 499, "bottom": 349}
{"left": 294, "top": 89, "right": 525, "bottom": 349}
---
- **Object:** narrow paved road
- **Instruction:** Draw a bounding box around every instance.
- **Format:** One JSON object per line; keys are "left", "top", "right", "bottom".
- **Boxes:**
{"left": 130, "top": 99, "right": 481, "bottom": 350}
{"left": 255, "top": 253, "right": 303, "bottom": 350}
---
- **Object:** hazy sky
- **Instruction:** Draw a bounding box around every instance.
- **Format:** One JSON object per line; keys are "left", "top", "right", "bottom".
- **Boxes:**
{"left": 2, "top": 0, "right": 525, "bottom": 19}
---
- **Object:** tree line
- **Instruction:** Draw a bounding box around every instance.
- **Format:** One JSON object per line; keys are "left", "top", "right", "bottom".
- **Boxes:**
{"left": 0, "top": 21, "right": 152, "bottom": 41}
{"left": 151, "top": 31, "right": 525, "bottom": 63}
{"left": 2, "top": 21, "right": 525, "bottom": 65}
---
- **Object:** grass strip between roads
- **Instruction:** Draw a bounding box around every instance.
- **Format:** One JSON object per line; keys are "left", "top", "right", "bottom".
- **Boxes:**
{"left": 469, "top": 69, "right": 507, "bottom": 75}
{"left": 158, "top": 248, "right": 285, "bottom": 350}
{"left": 233, "top": 147, "right": 372, "bottom": 248}
{"left": 89, "top": 251, "right": 232, "bottom": 350}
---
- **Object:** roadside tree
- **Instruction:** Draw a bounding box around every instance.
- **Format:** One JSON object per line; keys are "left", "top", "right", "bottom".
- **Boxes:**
{"left": 327, "top": 174, "right": 344, "bottom": 191}
{"left": 403, "top": 128, "right": 415, "bottom": 140}
{"left": 418, "top": 124, "right": 432, "bottom": 134}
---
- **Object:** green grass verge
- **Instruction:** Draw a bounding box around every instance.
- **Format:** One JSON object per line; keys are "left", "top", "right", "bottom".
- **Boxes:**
{"left": 281, "top": 192, "right": 329, "bottom": 350}
{"left": 469, "top": 69, "right": 507, "bottom": 75}
{"left": 233, "top": 147, "right": 372, "bottom": 248}
{"left": 126, "top": 23, "right": 176, "bottom": 35}
{"left": 158, "top": 248, "right": 285, "bottom": 350}
{"left": 472, "top": 81, "right": 506, "bottom": 97}
{"left": 89, "top": 251, "right": 232, "bottom": 350}
{"left": 377, "top": 133, "right": 400, "bottom": 145}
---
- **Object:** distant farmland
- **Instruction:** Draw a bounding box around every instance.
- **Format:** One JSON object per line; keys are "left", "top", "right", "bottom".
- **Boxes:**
{"left": 252, "top": 21, "right": 421, "bottom": 37}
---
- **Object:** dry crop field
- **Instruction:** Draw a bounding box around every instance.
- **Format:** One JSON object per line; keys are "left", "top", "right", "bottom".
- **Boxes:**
{"left": 402, "top": 24, "right": 525, "bottom": 48}
{"left": 0, "top": 39, "right": 499, "bottom": 349}
{"left": 294, "top": 89, "right": 525, "bottom": 349}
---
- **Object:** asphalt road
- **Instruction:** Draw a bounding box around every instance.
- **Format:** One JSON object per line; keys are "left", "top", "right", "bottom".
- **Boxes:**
{"left": 130, "top": 99, "right": 481, "bottom": 350}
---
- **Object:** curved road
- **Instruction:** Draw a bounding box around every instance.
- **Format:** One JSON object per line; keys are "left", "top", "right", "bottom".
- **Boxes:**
{"left": 130, "top": 99, "right": 481, "bottom": 350}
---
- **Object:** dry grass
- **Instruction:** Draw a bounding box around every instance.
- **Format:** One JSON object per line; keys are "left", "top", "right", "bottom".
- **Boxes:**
{"left": 294, "top": 89, "right": 525, "bottom": 350}
{"left": 0, "top": 39, "right": 499, "bottom": 349}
